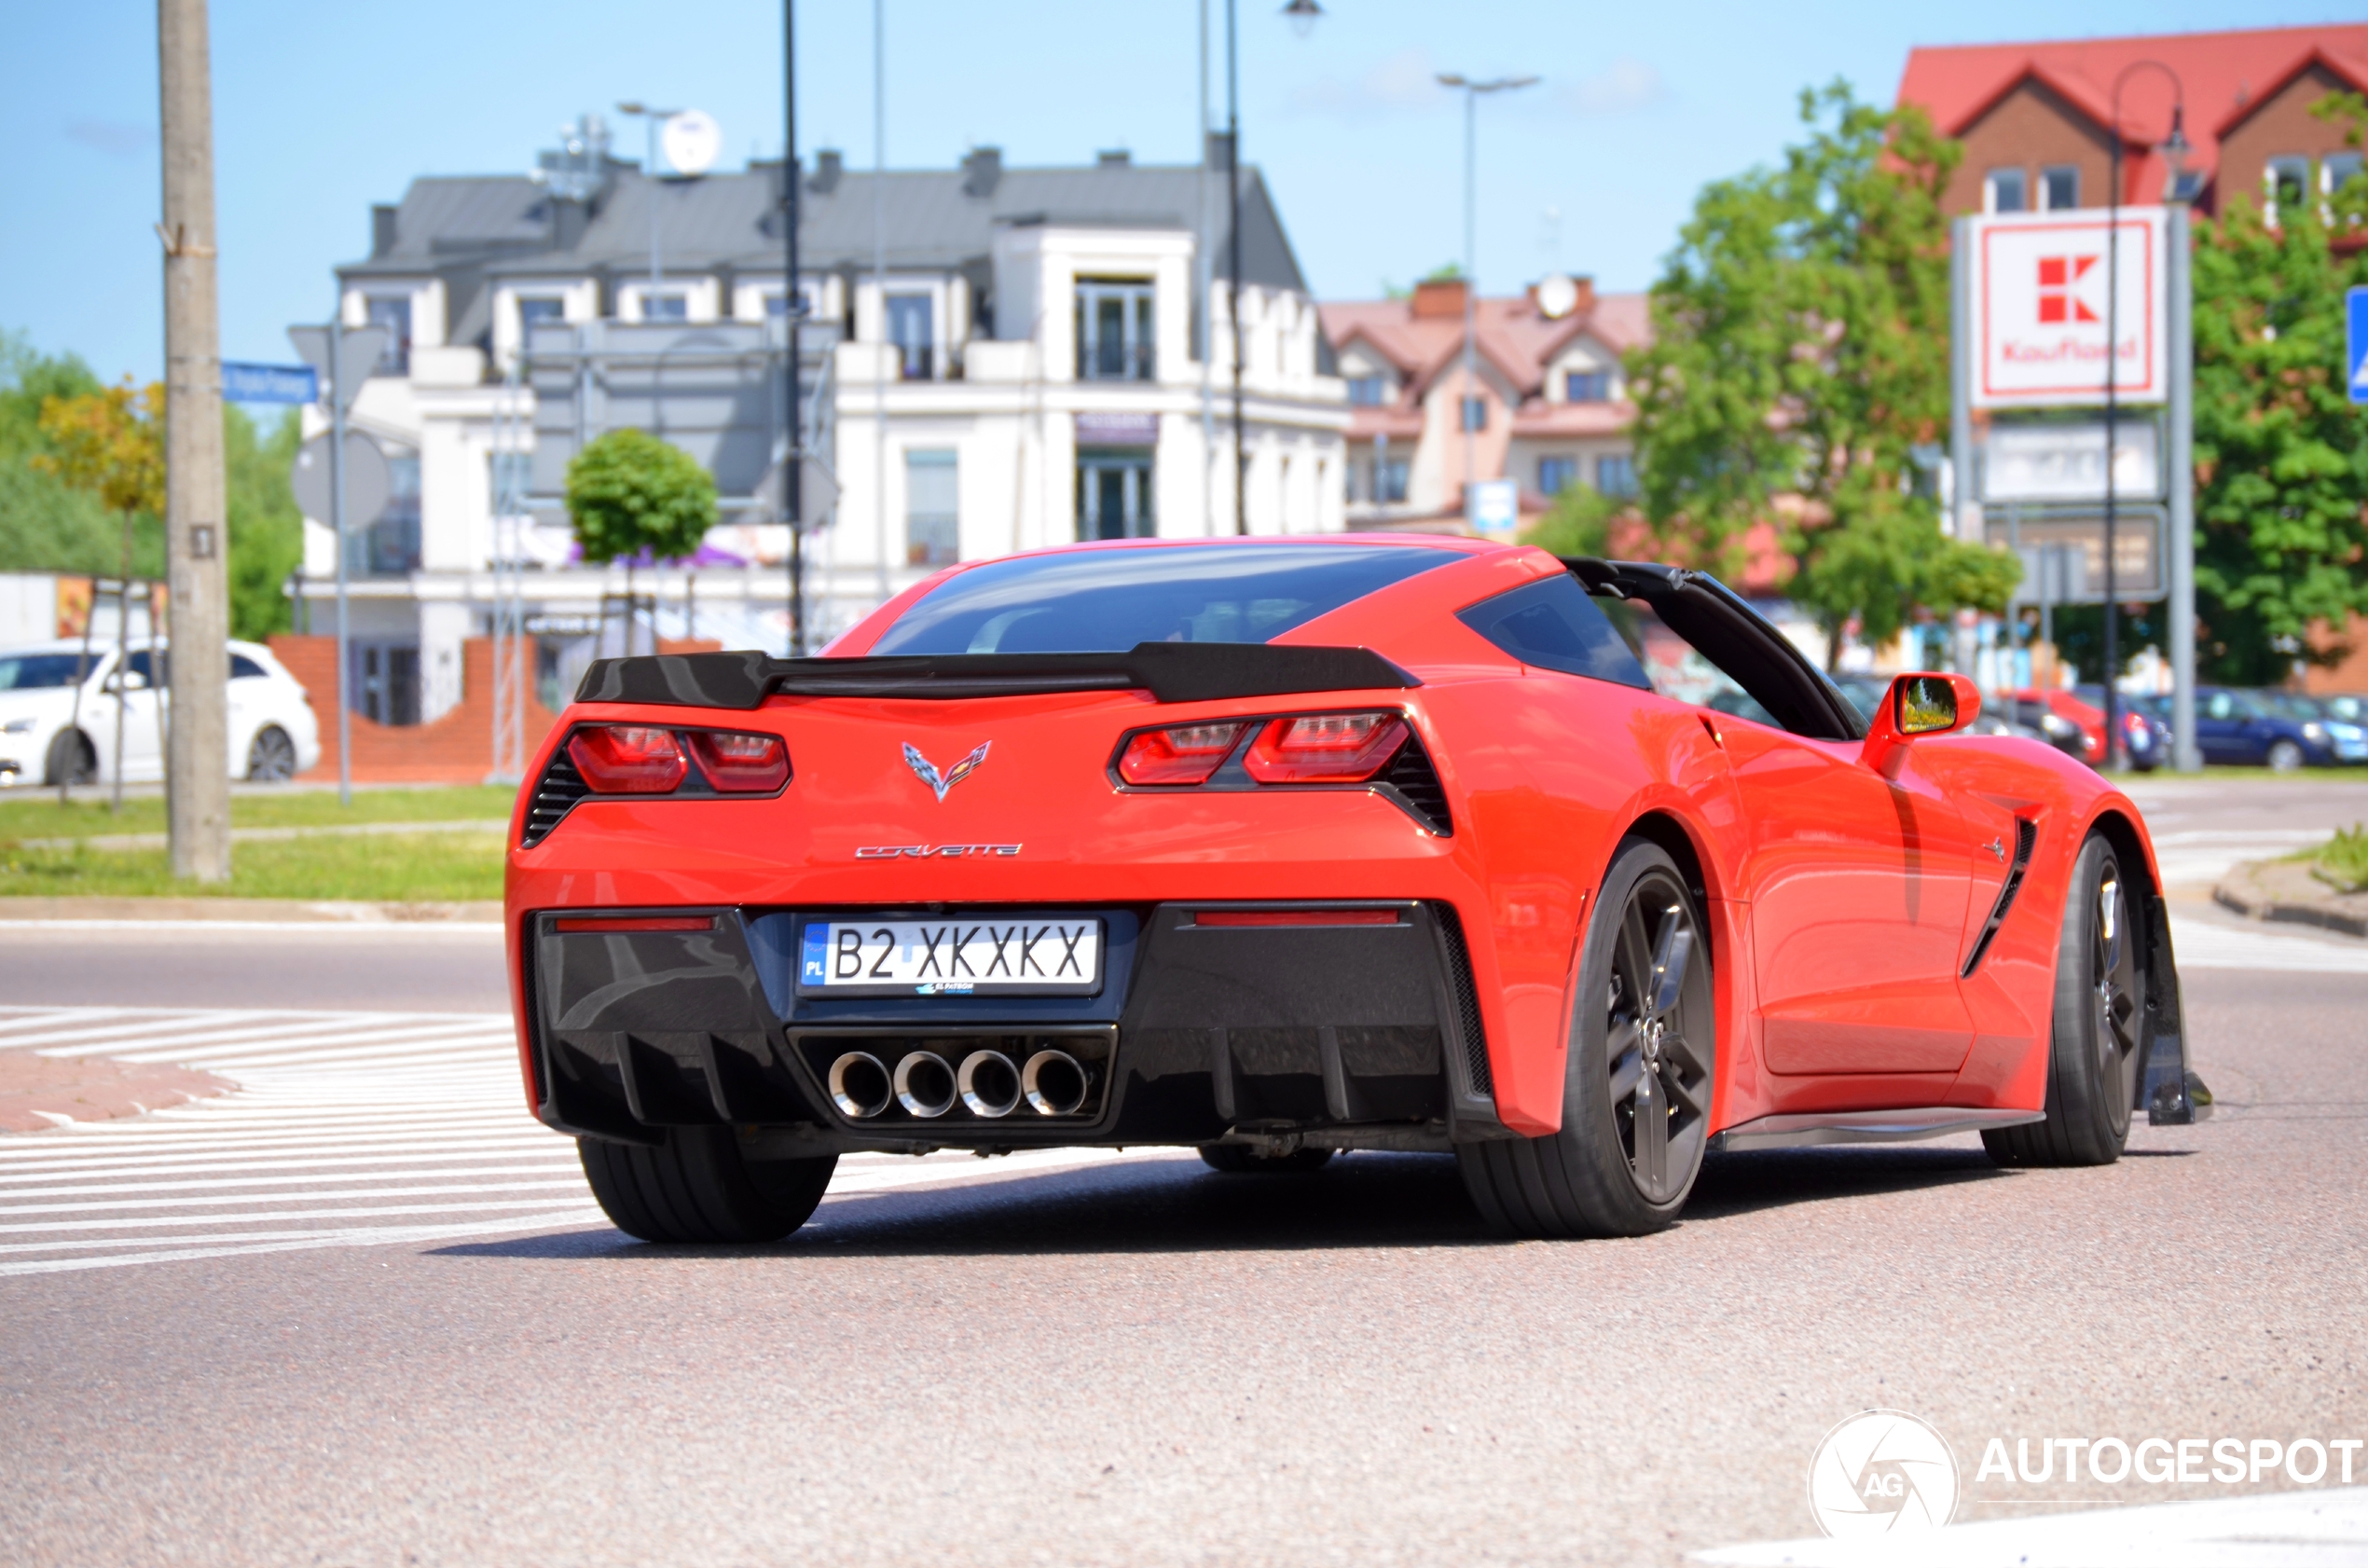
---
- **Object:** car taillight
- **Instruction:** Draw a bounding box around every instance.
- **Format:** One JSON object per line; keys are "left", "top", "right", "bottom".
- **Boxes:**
{"left": 687, "top": 730, "right": 790, "bottom": 792}
{"left": 1117, "top": 722, "right": 1247, "bottom": 786}
{"left": 567, "top": 724, "right": 687, "bottom": 793}
{"left": 1243, "top": 712, "right": 1409, "bottom": 784}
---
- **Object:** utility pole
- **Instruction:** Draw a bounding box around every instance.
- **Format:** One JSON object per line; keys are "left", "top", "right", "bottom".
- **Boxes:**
{"left": 1226, "top": 0, "right": 1245, "bottom": 534}
{"left": 1437, "top": 73, "right": 1538, "bottom": 527}
{"left": 784, "top": 0, "right": 805, "bottom": 654}
{"left": 158, "top": 0, "right": 229, "bottom": 882}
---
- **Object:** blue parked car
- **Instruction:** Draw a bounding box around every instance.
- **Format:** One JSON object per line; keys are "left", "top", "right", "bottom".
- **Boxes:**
{"left": 2258, "top": 692, "right": 2368, "bottom": 766}
{"left": 2180, "top": 687, "right": 2357, "bottom": 770}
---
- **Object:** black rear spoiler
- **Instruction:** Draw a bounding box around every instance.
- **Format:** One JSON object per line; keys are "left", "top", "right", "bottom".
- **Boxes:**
{"left": 573, "top": 642, "right": 1419, "bottom": 710}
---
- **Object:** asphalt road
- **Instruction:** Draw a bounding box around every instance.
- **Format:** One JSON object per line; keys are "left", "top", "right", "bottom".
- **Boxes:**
{"left": 2, "top": 777, "right": 2364, "bottom": 1565}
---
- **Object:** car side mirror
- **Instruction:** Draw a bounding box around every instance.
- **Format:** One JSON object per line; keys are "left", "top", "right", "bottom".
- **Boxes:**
{"left": 105, "top": 670, "right": 148, "bottom": 694}
{"left": 1862, "top": 672, "right": 1979, "bottom": 767}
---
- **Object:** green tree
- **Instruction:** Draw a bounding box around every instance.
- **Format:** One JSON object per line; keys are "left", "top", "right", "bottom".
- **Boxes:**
{"left": 1625, "top": 82, "right": 2016, "bottom": 663}
{"left": 1521, "top": 482, "right": 1627, "bottom": 560}
{"left": 566, "top": 429, "right": 716, "bottom": 652}
{"left": 2189, "top": 142, "right": 2368, "bottom": 684}
{"left": 224, "top": 406, "right": 304, "bottom": 640}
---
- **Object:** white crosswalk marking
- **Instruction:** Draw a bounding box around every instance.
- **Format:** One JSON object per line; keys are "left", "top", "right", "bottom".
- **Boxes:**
{"left": 0, "top": 1005, "right": 1188, "bottom": 1277}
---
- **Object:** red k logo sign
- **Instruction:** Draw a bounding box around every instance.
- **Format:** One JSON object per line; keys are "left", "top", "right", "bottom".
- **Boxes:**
{"left": 2036, "top": 255, "right": 2100, "bottom": 325}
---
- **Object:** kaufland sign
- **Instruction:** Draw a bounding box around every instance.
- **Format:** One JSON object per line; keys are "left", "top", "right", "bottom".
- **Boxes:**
{"left": 1971, "top": 208, "right": 2168, "bottom": 408}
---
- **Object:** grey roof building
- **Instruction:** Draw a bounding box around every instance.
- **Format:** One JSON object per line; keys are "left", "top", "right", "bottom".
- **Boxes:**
{"left": 308, "top": 121, "right": 1348, "bottom": 744}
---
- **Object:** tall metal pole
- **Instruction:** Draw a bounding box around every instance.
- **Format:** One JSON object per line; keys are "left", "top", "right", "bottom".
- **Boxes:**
{"left": 1199, "top": 0, "right": 1215, "bottom": 535}
{"left": 872, "top": 0, "right": 888, "bottom": 601}
{"left": 1227, "top": 0, "right": 1245, "bottom": 534}
{"left": 1460, "top": 86, "right": 1477, "bottom": 516}
{"left": 2102, "top": 132, "right": 2122, "bottom": 768}
{"left": 785, "top": 0, "right": 805, "bottom": 653}
{"left": 1948, "top": 215, "right": 1975, "bottom": 543}
{"left": 2167, "top": 201, "right": 2199, "bottom": 771}
{"left": 158, "top": 0, "right": 230, "bottom": 880}
{"left": 330, "top": 314, "right": 351, "bottom": 806}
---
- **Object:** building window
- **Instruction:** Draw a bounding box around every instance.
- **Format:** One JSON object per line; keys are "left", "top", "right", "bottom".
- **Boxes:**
{"left": 2041, "top": 166, "right": 2080, "bottom": 211}
{"left": 1538, "top": 456, "right": 1579, "bottom": 495}
{"left": 2266, "top": 156, "right": 2311, "bottom": 224}
{"left": 1985, "top": 169, "right": 2028, "bottom": 214}
{"left": 517, "top": 296, "right": 566, "bottom": 336}
{"left": 1461, "top": 396, "right": 1487, "bottom": 433}
{"left": 904, "top": 448, "right": 958, "bottom": 566}
{"left": 1076, "top": 279, "right": 1154, "bottom": 381}
{"left": 886, "top": 293, "right": 932, "bottom": 379}
{"left": 766, "top": 282, "right": 821, "bottom": 318}
{"left": 366, "top": 447, "right": 422, "bottom": 574}
{"left": 1346, "top": 375, "right": 1386, "bottom": 406}
{"left": 640, "top": 291, "right": 689, "bottom": 323}
{"left": 2328, "top": 153, "right": 2366, "bottom": 198}
{"left": 1077, "top": 448, "right": 1153, "bottom": 539}
{"left": 1595, "top": 453, "right": 1637, "bottom": 498}
{"left": 352, "top": 643, "right": 421, "bottom": 726}
{"left": 365, "top": 296, "right": 412, "bottom": 375}
{"left": 1564, "top": 370, "right": 1610, "bottom": 403}
{"left": 1355, "top": 453, "right": 1408, "bottom": 503}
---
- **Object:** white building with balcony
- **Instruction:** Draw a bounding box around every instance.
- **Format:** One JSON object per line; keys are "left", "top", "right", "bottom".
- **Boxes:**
{"left": 312, "top": 123, "right": 1346, "bottom": 725}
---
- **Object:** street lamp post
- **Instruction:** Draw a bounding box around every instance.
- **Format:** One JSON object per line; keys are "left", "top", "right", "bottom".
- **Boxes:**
{"left": 1436, "top": 73, "right": 1537, "bottom": 525}
{"left": 615, "top": 101, "right": 682, "bottom": 295}
{"left": 1222, "top": 0, "right": 1322, "bottom": 535}
{"left": 2101, "top": 61, "right": 2187, "bottom": 770}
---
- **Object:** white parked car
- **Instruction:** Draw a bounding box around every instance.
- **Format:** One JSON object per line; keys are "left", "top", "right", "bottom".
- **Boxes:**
{"left": 0, "top": 639, "right": 323, "bottom": 788}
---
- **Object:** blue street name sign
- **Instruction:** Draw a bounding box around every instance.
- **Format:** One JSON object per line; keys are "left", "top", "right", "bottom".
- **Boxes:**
{"left": 2349, "top": 286, "right": 2368, "bottom": 406}
{"left": 222, "top": 362, "right": 319, "bottom": 405}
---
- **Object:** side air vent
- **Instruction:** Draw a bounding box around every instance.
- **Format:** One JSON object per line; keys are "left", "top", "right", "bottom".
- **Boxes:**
{"left": 521, "top": 745, "right": 591, "bottom": 848}
{"left": 1381, "top": 736, "right": 1452, "bottom": 835}
{"left": 1432, "top": 902, "right": 1494, "bottom": 1096}
{"left": 1962, "top": 818, "right": 2039, "bottom": 978}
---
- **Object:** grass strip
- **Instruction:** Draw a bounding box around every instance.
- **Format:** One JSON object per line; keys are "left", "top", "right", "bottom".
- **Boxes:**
{"left": 0, "top": 831, "right": 504, "bottom": 901}
{"left": 0, "top": 785, "right": 518, "bottom": 844}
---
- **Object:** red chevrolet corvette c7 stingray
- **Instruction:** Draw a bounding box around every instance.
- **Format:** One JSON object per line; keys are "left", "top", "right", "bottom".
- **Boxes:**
{"left": 504, "top": 535, "right": 2208, "bottom": 1243}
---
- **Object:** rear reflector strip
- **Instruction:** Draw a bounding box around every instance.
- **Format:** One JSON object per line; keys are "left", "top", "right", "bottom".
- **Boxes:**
{"left": 1193, "top": 909, "right": 1403, "bottom": 928}
{"left": 553, "top": 916, "right": 716, "bottom": 934}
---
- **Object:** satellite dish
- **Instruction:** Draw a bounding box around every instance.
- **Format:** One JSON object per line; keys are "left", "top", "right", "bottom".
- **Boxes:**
{"left": 661, "top": 110, "right": 722, "bottom": 178}
{"left": 1535, "top": 273, "right": 1580, "bottom": 320}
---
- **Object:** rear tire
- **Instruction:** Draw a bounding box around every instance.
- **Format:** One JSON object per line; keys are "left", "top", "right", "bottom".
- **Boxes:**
{"left": 1457, "top": 838, "right": 1716, "bottom": 1238}
{"left": 579, "top": 1127, "right": 835, "bottom": 1243}
{"left": 1198, "top": 1144, "right": 1335, "bottom": 1173}
{"left": 1983, "top": 834, "right": 2143, "bottom": 1168}
{"left": 245, "top": 725, "right": 297, "bottom": 781}
{"left": 43, "top": 729, "right": 95, "bottom": 787}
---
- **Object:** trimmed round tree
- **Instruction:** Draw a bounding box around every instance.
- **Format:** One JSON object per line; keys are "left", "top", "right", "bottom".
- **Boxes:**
{"left": 566, "top": 429, "right": 717, "bottom": 655}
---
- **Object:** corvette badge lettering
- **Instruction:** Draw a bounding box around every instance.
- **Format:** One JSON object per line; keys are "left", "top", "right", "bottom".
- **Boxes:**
{"left": 904, "top": 741, "right": 990, "bottom": 802}
{"left": 854, "top": 844, "right": 1022, "bottom": 859}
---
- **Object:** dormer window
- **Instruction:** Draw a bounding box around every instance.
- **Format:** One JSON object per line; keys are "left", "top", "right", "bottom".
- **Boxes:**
{"left": 1565, "top": 370, "right": 1610, "bottom": 403}
{"left": 640, "top": 291, "right": 689, "bottom": 323}
{"left": 365, "top": 296, "right": 411, "bottom": 375}
{"left": 1077, "top": 279, "right": 1154, "bottom": 382}
{"left": 1346, "top": 375, "right": 1386, "bottom": 406}
{"left": 886, "top": 294, "right": 933, "bottom": 379}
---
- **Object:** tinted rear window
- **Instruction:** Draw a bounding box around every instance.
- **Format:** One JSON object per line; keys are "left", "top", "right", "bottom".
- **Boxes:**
{"left": 868, "top": 543, "right": 1457, "bottom": 655}
{"left": 1456, "top": 575, "right": 1650, "bottom": 690}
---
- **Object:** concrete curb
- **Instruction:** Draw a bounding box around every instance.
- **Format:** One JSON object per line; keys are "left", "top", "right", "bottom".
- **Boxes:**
{"left": 2212, "top": 857, "right": 2368, "bottom": 941}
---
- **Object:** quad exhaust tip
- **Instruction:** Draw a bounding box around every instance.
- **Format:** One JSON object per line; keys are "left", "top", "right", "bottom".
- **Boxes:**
{"left": 1023, "top": 1049, "right": 1088, "bottom": 1117}
{"left": 957, "top": 1050, "right": 1022, "bottom": 1119}
{"left": 828, "top": 1052, "right": 892, "bottom": 1120}
{"left": 893, "top": 1052, "right": 958, "bottom": 1119}
{"left": 828, "top": 1046, "right": 1089, "bottom": 1120}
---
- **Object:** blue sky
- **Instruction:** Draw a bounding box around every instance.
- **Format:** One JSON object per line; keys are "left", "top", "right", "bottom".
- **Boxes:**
{"left": 3, "top": 0, "right": 2349, "bottom": 383}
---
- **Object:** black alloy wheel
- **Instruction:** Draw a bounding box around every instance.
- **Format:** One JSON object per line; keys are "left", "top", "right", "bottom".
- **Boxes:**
{"left": 246, "top": 726, "right": 297, "bottom": 782}
{"left": 1984, "top": 834, "right": 2144, "bottom": 1168}
{"left": 579, "top": 1126, "right": 836, "bottom": 1244}
{"left": 1199, "top": 1143, "right": 1335, "bottom": 1173}
{"left": 1459, "top": 837, "right": 1715, "bottom": 1238}
{"left": 44, "top": 729, "right": 96, "bottom": 788}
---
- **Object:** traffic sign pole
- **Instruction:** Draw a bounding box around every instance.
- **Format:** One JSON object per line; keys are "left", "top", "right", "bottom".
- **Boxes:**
{"left": 331, "top": 314, "right": 351, "bottom": 805}
{"left": 2168, "top": 206, "right": 2199, "bottom": 772}
{"left": 2347, "top": 285, "right": 2368, "bottom": 406}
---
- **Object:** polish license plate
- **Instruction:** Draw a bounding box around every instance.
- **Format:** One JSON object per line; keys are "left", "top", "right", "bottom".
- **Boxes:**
{"left": 796, "top": 916, "right": 1104, "bottom": 997}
